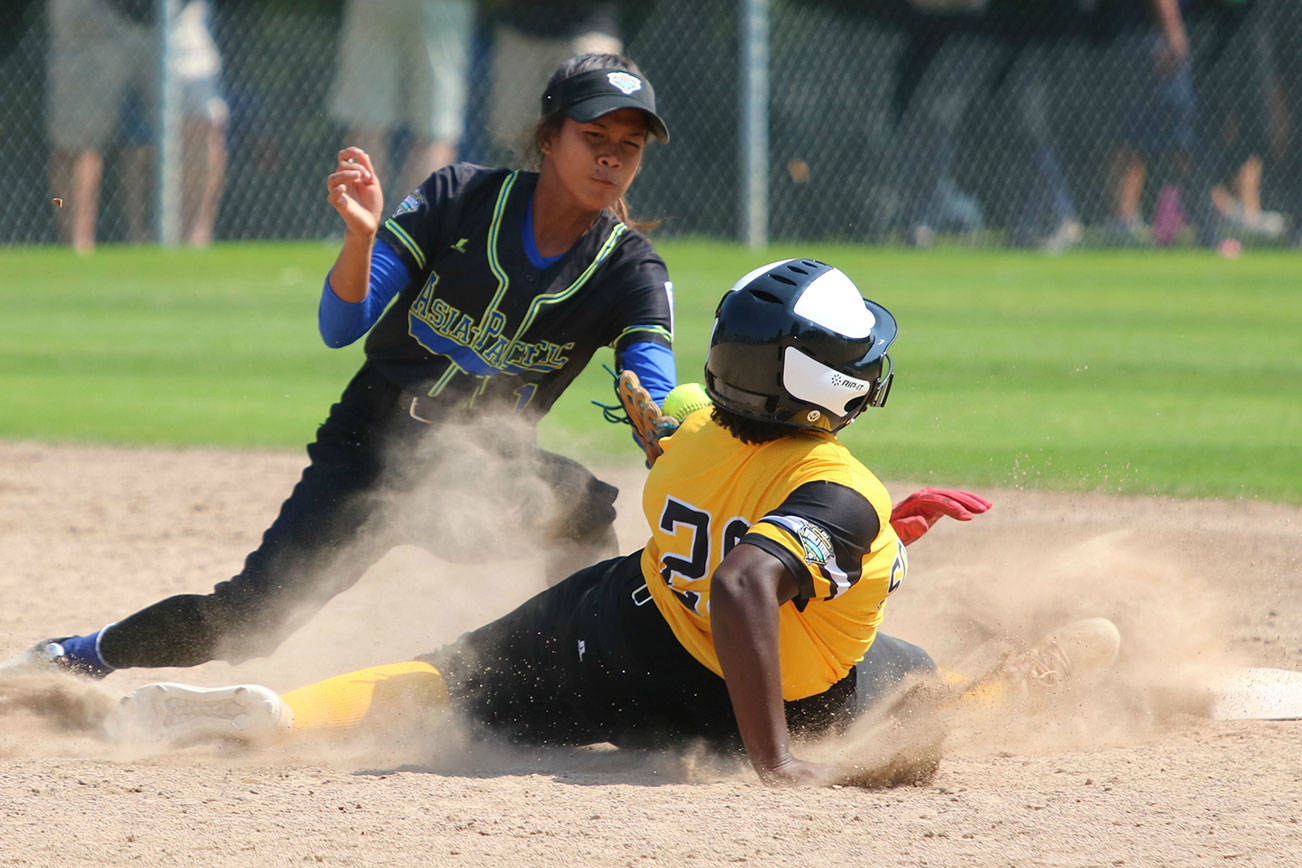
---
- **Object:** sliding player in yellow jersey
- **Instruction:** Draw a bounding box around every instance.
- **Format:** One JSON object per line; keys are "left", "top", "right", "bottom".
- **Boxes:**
{"left": 106, "top": 259, "right": 1119, "bottom": 786}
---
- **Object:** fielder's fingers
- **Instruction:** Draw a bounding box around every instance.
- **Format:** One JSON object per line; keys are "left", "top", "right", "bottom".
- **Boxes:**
{"left": 333, "top": 163, "right": 371, "bottom": 181}
{"left": 326, "top": 169, "right": 368, "bottom": 190}
{"left": 332, "top": 157, "right": 372, "bottom": 180}
{"left": 338, "top": 147, "right": 377, "bottom": 178}
{"left": 327, "top": 185, "right": 352, "bottom": 209}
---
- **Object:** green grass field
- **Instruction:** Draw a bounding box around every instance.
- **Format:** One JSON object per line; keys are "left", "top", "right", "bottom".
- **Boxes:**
{"left": 2, "top": 241, "right": 1298, "bottom": 502}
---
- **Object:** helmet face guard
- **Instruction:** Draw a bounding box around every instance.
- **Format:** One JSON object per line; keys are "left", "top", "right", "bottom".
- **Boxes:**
{"left": 704, "top": 259, "right": 897, "bottom": 432}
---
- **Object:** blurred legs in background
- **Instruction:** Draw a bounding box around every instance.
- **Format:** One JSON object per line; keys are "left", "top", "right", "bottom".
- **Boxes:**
{"left": 1102, "top": 143, "right": 1152, "bottom": 245}
{"left": 119, "top": 2, "right": 228, "bottom": 248}
{"left": 20, "top": 0, "right": 1302, "bottom": 251}
{"left": 47, "top": 148, "right": 103, "bottom": 256}
{"left": 45, "top": 0, "right": 226, "bottom": 251}
{"left": 1099, "top": 22, "right": 1205, "bottom": 247}
{"left": 328, "top": 0, "right": 473, "bottom": 198}
{"left": 1004, "top": 41, "right": 1081, "bottom": 252}
{"left": 45, "top": 0, "right": 151, "bottom": 254}
{"left": 890, "top": 25, "right": 988, "bottom": 246}
{"left": 1197, "top": 1, "right": 1288, "bottom": 243}
{"left": 181, "top": 109, "right": 228, "bottom": 247}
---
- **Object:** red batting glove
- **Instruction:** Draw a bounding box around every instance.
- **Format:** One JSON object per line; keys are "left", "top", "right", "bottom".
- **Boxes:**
{"left": 890, "top": 488, "right": 992, "bottom": 546}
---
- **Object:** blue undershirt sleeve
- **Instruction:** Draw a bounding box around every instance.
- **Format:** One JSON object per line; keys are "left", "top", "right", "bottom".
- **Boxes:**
{"left": 616, "top": 340, "right": 676, "bottom": 407}
{"left": 318, "top": 237, "right": 412, "bottom": 348}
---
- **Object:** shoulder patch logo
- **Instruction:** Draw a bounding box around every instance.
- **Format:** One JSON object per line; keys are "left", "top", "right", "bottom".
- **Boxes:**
{"left": 607, "top": 71, "right": 642, "bottom": 95}
{"left": 792, "top": 518, "right": 834, "bottom": 566}
{"left": 393, "top": 193, "right": 420, "bottom": 217}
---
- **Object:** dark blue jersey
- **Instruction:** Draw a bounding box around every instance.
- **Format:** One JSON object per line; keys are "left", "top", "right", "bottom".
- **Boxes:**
{"left": 368, "top": 163, "right": 673, "bottom": 418}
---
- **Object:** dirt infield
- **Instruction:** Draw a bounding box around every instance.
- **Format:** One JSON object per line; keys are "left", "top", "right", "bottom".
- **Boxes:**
{"left": 2, "top": 440, "right": 1299, "bottom": 865}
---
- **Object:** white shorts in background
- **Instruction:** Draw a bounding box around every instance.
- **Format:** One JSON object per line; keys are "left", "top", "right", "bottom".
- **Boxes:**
{"left": 47, "top": 0, "right": 226, "bottom": 151}
{"left": 328, "top": 0, "right": 473, "bottom": 143}
{"left": 46, "top": 0, "right": 153, "bottom": 151}
{"left": 487, "top": 26, "right": 623, "bottom": 156}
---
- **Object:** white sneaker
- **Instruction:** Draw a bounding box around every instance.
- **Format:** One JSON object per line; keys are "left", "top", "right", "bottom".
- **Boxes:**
{"left": 106, "top": 682, "right": 293, "bottom": 746}
{"left": 1223, "top": 200, "right": 1288, "bottom": 240}
{"left": 1040, "top": 218, "right": 1084, "bottom": 254}
{"left": 1000, "top": 617, "right": 1122, "bottom": 689}
{"left": 0, "top": 641, "right": 64, "bottom": 677}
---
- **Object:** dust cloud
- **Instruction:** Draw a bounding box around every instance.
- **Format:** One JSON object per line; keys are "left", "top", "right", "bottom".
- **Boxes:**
{"left": 1, "top": 441, "right": 1297, "bottom": 787}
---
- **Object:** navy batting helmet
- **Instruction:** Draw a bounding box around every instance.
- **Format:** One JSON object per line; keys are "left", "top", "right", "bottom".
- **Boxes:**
{"left": 704, "top": 259, "right": 896, "bottom": 432}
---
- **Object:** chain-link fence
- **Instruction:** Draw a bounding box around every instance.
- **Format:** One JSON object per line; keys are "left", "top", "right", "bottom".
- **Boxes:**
{"left": 2, "top": 0, "right": 1300, "bottom": 251}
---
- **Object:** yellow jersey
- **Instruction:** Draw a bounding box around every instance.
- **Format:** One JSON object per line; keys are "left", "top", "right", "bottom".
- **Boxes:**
{"left": 639, "top": 409, "right": 906, "bottom": 701}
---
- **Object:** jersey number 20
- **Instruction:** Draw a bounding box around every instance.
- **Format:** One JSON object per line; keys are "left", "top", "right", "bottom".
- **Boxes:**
{"left": 658, "top": 496, "right": 750, "bottom": 614}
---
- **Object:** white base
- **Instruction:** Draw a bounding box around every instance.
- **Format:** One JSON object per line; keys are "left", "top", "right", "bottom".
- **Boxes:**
{"left": 1208, "top": 667, "right": 1302, "bottom": 721}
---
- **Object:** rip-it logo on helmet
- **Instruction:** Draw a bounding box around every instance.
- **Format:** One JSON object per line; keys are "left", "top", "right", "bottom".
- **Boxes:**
{"left": 704, "top": 259, "right": 897, "bottom": 432}
{"left": 783, "top": 348, "right": 880, "bottom": 419}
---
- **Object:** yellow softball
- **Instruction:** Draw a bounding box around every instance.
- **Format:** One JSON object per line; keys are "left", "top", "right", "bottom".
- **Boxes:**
{"left": 661, "top": 383, "right": 712, "bottom": 422}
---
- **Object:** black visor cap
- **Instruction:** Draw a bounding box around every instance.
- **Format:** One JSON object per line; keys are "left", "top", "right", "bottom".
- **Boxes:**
{"left": 540, "top": 68, "right": 670, "bottom": 142}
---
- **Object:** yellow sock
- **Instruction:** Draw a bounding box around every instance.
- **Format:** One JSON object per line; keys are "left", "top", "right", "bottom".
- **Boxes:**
{"left": 959, "top": 678, "right": 1008, "bottom": 706}
{"left": 938, "top": 667, "right": 1009, "bottom": 707}
{"left": 281, "top": 661, "right": 448, "bottom": 734}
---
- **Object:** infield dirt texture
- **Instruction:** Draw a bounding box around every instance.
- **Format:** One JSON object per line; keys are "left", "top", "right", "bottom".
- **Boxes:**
{"left": 1, "top": 440, "right": 1299, "bottom": 865}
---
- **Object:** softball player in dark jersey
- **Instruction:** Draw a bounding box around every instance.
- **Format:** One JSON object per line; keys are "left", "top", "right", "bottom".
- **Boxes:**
{"left": 15, "top": 54, "right": 677, "bottom": 677}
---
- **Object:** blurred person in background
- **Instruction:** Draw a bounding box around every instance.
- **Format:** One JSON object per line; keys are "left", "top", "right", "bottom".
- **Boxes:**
{"left": 1273, "top": 0, "right": 1302, "bottom": 247}
{"left": 45, "top": 0, "right": 228, "bottom": 253}
{"left": 485, "top": 1, "right": 623, "bottom": 162}
{"left": 1096, "top": 0, "right": 1222, "bottom": 248}
{"left": 119, "top": 0, "right": 228, "bottom": 248}
{"left": 985, "top": 1, "right": 1089, "bottom": 253}
{"left": 891, "top": 1, "right": 992, "bottom": 246}
{"left": 328, "top": 0, "right": 474, "bottom": 200}
{"left": 46, "top": 0, "right": 150, "bottom": 254}
{"left": 1194, "top": 0, "right": 1288, "bottom": 242}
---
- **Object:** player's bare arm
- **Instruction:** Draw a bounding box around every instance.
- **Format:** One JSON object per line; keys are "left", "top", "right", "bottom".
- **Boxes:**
{"left": 711, "top": 543, "right": 839, "bottom": 786}
{"left": 326, "top": 146, "right": 384, "bottom": 303}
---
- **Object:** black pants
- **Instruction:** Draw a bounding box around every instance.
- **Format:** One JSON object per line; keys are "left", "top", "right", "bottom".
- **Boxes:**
{"left": 99, "top": 364, "right": 619, "bottom": 669}
{"left": 425, "top": 552, "right": 935, "bottom": 752}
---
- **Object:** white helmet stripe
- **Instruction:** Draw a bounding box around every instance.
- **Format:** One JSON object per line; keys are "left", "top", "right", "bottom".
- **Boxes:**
{"left": 792, "top": 269, "right": 876, "bottom": 338}
{"left": 782, "top": 346, "right": 873, "bottom": 416}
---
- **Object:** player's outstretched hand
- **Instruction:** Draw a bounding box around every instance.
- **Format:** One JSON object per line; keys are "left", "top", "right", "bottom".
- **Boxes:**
{"left": 756, "top": 755, "right": 842, "bottom": 787}
{"left": 890, "top": 487, "right": 992, "bottom": 546}
{"left": 327, "top": 147, "right": 384, "bottom": 239}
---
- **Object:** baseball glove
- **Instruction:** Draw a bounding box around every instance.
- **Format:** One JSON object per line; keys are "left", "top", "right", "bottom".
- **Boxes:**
{"left": 612, "top": 369, "right": 680, "bottom": 467}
